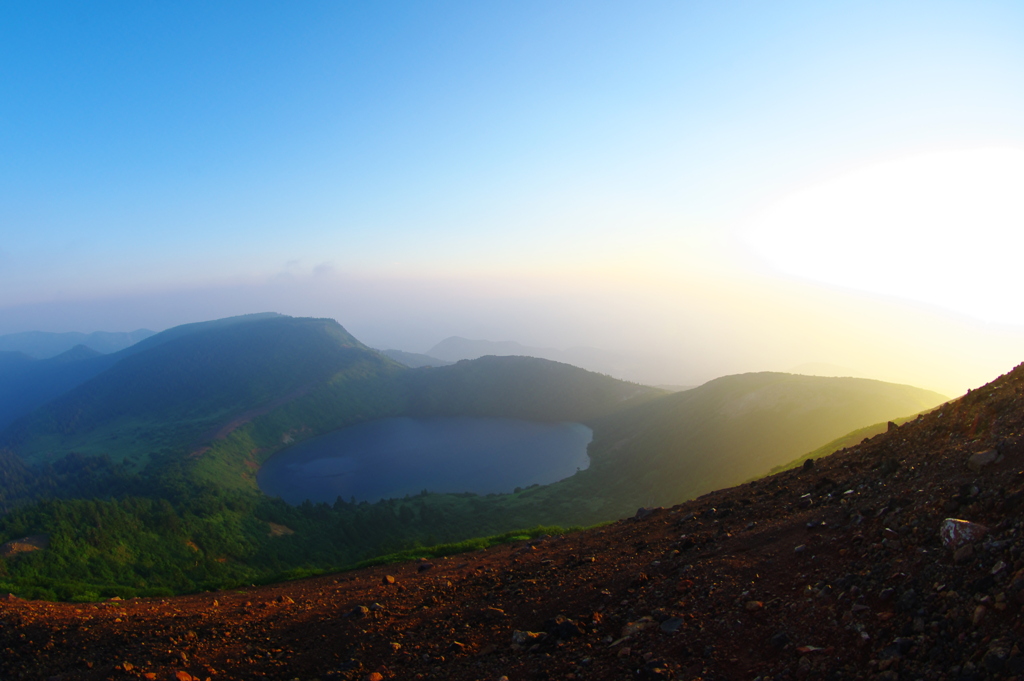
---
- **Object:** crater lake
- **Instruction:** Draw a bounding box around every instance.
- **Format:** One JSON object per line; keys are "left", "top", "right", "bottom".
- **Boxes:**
{"left": 257, "top": 416, "right": 593, "bottom": 504}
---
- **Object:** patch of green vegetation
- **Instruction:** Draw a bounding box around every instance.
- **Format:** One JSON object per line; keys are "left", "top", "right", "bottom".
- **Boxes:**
{"left": 763, "top": 409, "right": 941, "bottom": 476}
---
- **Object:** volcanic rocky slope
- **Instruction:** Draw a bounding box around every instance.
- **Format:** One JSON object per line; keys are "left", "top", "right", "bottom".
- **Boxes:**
{"left": 3, "top": 363, "right": 1024, "bottom": 680}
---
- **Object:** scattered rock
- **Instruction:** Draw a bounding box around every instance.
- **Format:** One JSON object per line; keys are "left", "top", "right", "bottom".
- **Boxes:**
{"left": 621, "top": 617, "right": 655, "bottom": 637}
{"left": 968, "top": 449, "right": 1001, "bottom": 472}
{"left": 511, "top": 630, "right": 545, "bottom": 646}
{"left": 659, "top": 617, "right": 684, "bottom": 634}
{"left": 544, "top": 615, "right": 584, "bottom": 640}
{"left": 940, "top": 518, "right": 989, "bottom": 549}
{"left": 634, "top": 507, "right": 663, "bottom": 520}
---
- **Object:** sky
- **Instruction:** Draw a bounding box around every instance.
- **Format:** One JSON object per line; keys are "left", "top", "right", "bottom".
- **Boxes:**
{"left": 2, "top": 1, "right": 1023, "bottom": 396}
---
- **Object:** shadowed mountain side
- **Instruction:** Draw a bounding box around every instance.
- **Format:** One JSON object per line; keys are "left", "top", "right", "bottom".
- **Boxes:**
{"left": 0, "top": 314, "right": 295, "bottom": 434}
{"left": 1, "top": 316, "right": 399, "bottom": 466}
{"left": 576, "top": 372, "right": 947, "bottom": 515}
{"left": 0, "top": 448, "right": 32, "bottom": 512}
{"left": 397, "top": 356, "right": 664, "bottom": 422}
{"left": 0, "top": 346, "right": 122, "bottom": 431}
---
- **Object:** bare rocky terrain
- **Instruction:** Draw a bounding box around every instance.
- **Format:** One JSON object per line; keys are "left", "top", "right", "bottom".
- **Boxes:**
{"left": 3, "top": 362, "right": 1024, "bottom": 681}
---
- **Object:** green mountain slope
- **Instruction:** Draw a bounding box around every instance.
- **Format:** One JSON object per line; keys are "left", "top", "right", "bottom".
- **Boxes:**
{"left": 0, "top": 347, "right": 123, "bottom": 431}
{"left": 577, "top": 371, "right": 947, "bottom": 515}
{"left": 398, "top": 355, "right": 660, "bottom": 421}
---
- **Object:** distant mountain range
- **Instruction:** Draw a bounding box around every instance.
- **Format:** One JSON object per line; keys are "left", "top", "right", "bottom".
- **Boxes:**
{"left": 379, "top": 349, "right": 452, "bottom": 368}
{"left": 422, "top": 336, "right": 640, "bottom": 379}
{"left": 0, "top": 314, "right": 946, "bottom": 502}
{"left": 0, "top": 329, "right": 154, "bottom": 359}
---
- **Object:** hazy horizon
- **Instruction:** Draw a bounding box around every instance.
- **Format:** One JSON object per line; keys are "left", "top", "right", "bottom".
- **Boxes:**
{"left": 4, "top": 2, "right": 1023, "bottom": 397}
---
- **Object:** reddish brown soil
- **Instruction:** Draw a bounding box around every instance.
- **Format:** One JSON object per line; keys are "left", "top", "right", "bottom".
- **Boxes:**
{"left": 4, "top": 364, "right": 1024, "bottom": 681}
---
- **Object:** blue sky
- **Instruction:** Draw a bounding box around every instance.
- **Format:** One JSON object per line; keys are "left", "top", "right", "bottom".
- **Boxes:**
{"left": 3, "top": 1, "right": 1024, "bottom": 393}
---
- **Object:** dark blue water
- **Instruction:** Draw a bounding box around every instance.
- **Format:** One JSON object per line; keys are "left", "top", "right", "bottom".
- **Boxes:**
{"left": 257, "top": 417, "right": 593, "bottom": 504}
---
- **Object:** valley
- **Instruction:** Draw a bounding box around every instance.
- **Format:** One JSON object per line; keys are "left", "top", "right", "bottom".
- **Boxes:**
{"left": 0, "top": 314, "right": 947, "bottom": 603}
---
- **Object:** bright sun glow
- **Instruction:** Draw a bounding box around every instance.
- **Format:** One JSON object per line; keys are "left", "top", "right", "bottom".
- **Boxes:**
{"left": 744, "top": 148, "right": 1024, "bottom": 326}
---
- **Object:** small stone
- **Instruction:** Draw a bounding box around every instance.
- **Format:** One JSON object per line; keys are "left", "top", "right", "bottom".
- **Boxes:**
{"left": 974, "top": 605, "right": 987, "bottom": 625}
{"left": 770, "top": 631, "right": 790, "bottom": 649}
{"left": 175, "top": 673, "right": 194, "bottom": 681}
{"left": 365, "top": 673, "right": 384, "bottom": 681}
{"left": 941, "top": 519, "right": 989, "bottom": 549}
{"left": 745, "top": 600, "right": 763, "bottom": 611}
{"left": 659, "top": 618, "right": 684, "bottom": 634}
{"left": 621, "top": 618, "right": 654, "bottom": 637}
{"left": 969, "top": 449, "right": 1000, "bottom": 472}
{"left": 794, "top": 544, "right": 807, "bottom": 554}
{"left": 353, "top": 605, "right": 370, "bottom": 618}
{"left": 511, "top": 630, "right": 545, "bottom": 645}
{"left": 617, "top": 646, "right": 632, "bottom": 657}
{"left": 382, "top": 575, "right": 396, "bottom": 585}
{"left": 802, "top": 458, "right": 815, "bottom": 471}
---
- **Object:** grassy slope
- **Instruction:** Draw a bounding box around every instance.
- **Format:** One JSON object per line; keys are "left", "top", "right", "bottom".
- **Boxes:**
{"left": 563, "top": 372, "right": 947, "bottom": 517}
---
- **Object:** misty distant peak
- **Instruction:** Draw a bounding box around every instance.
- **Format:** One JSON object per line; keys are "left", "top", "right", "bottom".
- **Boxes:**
{"left": 0, "top": 329, "right": 156, "bottom": 359}
{"left": 423, "top": 336, "right": 676, "bottom": 386}
{"left": 788, "top": 362, "right": 867, "bottom": 379}
{"left": 425, "top": 337, "right": 544, "bottom": 362}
